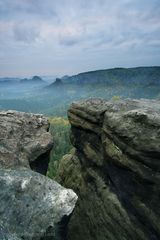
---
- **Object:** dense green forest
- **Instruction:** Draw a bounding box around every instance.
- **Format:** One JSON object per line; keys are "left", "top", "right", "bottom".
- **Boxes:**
{"left": 47, "top": 117, "right": 72, "bottom": 178}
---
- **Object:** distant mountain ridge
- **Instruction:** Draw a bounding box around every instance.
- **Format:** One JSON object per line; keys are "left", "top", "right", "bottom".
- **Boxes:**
{"left": 0, "top": 77, "right": 20, "bottom": 82}
{"left": 47, "top": 78, "right": 63, "bottom": 88}
{"left": 59, "top": 66, "right": 160, "bottom": 86}
{"left": 0, "top": 76, "right": 45, "bottom": 84}
{"left": 0, "top": 77, "right": 20, "bottom": 85}
{"left": 0, "top": 67, "right": 160, "bottom": 116}
{"left": 20, "top": 76, "right": 46, "bottom": 84}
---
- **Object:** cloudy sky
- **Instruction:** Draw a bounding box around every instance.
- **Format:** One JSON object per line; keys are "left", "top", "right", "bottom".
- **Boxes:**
{"left": 0, "top": 0, "right": 160, "bottom": 77}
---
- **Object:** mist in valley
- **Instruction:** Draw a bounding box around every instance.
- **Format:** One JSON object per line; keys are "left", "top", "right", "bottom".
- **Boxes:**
{"left": 0, "top": 67, "right": 160, "bottom": 117}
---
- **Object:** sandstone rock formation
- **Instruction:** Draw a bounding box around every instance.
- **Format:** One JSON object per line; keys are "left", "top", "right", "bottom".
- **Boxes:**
{"left": 0, "top": 110, "right": 53, "bottom": 174}
{"left": 57, "top": 98, "right": 160, "bottom": 240}
{"left": 0, "top": 110, "right": 77, "bottom": 240}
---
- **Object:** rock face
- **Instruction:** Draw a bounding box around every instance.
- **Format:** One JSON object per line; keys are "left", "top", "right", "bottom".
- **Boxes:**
{"left": 0, "top": 110, "right": 53, "bottom": 174}
{"left": 0, "top": 110, "right": 77, "bottom": 240}
{"left": 57, "top": 98, "right": 160, "bottom": 240}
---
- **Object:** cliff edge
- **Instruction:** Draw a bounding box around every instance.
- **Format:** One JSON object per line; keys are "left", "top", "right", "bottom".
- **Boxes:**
{"left": 57, "top": 98, "right": 160, "bottom": 240}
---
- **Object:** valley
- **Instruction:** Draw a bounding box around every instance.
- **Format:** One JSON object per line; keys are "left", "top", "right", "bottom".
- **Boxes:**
{"left": 0, "top": 67, "right": 160, "bottom": 117}
{"left": 1, "top": 67, "right": 160, "bottom": 179}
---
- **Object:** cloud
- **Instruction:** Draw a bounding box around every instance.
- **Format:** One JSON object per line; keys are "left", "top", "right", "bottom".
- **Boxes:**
{"left": 0, "top": 0, "right": 57, "bottom": 19}
{"left": 59, "top": 37, "right": 79, "bottom": 47}
{"left": 0, "top": 0, "right": 160, "bottom": 76}
{"left": 13, "top": 23, "right": 40, "bottom": 43}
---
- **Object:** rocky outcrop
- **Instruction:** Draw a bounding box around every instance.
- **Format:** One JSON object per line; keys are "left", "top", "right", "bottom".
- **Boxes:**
{"left": 0, "top": 110, "right": 77, "bottom": 240}
{"left": 57, "top": 98, "right": 160, "bottom": 240}
{"left": 0, "top": 110, "right": 53, "bottom": 174}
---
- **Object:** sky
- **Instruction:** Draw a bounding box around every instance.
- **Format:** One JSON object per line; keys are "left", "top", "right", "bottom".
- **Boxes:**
{"left": 0, "top": 0, "right": 160, "bottom": 77}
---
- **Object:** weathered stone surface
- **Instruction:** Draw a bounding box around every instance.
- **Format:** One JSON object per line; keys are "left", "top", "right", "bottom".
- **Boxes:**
{"left": 0, "top": 225, "right": 21, "bottom": 240}
{"left": 0, "top": 169, "right": 77, "bottom": 240}
{"left": 0, "top": 110, "right": 53, "bottom": 174}
{"left": 57, "top": 98, "right": 160, "bottom": 240}
{"left": 0, "top": 110, "right": 78, "bottom": 240}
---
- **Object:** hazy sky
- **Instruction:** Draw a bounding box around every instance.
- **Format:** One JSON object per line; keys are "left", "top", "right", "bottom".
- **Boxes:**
{"left": 0, "top": 0, "right": 160, "bottom": 77}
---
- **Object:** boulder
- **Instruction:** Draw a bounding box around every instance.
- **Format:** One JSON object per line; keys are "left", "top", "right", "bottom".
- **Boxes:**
{"left": 57, "top": 98, "right": 160, "bottom": 240}
{"left": 0, "top": 110, "right": 53, "bottom": 175}
{"left": 0, "top": 169, "right": 77, "bottom": 240}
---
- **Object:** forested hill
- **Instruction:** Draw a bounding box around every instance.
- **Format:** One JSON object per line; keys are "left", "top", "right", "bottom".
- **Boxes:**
{"left": 61, "top": 66, "right": 160, "bottom": 85}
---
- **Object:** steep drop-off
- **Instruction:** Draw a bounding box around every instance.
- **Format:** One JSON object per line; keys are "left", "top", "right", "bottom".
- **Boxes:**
{"left": 57, "top": 98, "right": 160, "bottom": 240}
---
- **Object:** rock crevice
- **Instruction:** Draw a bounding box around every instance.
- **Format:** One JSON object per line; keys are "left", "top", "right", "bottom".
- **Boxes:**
{"left": 0, "top": 110, "right": 77, "bottom": 240}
